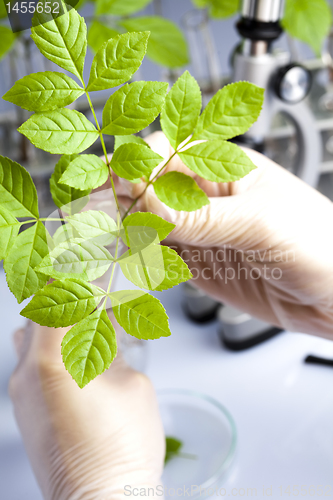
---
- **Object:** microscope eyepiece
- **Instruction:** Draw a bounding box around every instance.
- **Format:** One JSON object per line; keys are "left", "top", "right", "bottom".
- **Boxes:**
{"left": 241, "top": 0, "right": 285, "bottom": 23}
{"left": 237, "top": 0, "right": 285, "bottom": 42}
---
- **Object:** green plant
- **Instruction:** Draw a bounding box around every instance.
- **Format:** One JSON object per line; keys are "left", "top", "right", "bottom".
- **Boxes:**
{"left": 0, "top": 0, "right": 188, "bottom": 72}
{"left": 87, "top": 0, "right": 189, "bottom": 68}
{"left": 0, "top": 2, "right": 264, "bottom": 388}
{"left": 164, "top": 437, "right": 196, "bottom": 464}
{"left": 282, "top": 0, "right": 332, "bottom": 56}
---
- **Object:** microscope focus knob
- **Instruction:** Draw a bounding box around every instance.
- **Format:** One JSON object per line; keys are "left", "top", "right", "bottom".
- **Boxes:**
{"left": 274, "top": 64, "right": 312, "bottom": 104}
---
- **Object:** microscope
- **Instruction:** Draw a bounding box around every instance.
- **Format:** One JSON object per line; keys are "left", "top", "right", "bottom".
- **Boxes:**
{"left": 183, "top": 0, "right": 323, "bottom": 350}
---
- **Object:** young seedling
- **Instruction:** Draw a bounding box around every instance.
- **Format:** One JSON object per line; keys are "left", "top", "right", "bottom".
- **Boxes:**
{"left": 0, "top": 2, "right": 264, "bottom": 388}
{"left": 164, "top": 437, "right": 196, "bottom": 465}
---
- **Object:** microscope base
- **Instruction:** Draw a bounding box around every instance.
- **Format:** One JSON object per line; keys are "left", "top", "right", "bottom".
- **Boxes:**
{"left": 220, "top": 326, "right": 283, "bottom": 351}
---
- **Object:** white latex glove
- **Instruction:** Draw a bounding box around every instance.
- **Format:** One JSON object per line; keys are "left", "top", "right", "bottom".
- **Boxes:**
{"left": 116, "top": 131, "right": 333, "bottom": 339}
{"left": 9, "top": 319, "right": 165, "bottom": 500}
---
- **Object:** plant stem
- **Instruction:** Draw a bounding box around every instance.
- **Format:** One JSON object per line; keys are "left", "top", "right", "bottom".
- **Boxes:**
{"left": 122, "top": 149, "right": 179, "bottom": 221}
{"left": 84, "top": 89, "right": 124, "bottom": 303}
{"left": 85, "top": 89, "right": 122, "bottom": 218}
{"left": 21, "top": 218, "right": 65, "bottom": 225}
{"left": 102, "top": 233, "right": 120, "bottom": 307}
{"left": 86, "top": 92, "right": 101, "bottom": 132}
{"left": 40, "top": 218, "right": 65, "bottom": 222}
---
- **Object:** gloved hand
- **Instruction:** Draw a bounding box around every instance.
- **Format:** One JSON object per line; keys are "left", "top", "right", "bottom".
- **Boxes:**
{"left": 116, "top": 132, "right": 333, "bottom": 339}
{"left": 9, "top": 319, "right": 165, "bottom": 500}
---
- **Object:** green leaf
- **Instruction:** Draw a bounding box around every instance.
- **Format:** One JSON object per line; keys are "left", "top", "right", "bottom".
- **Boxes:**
{"left": 61, "top": 308, "right": 117, "bottom": 388}
{"left": 119, "top": 244, "right": 192, "bottom": 291}
{"left": 96, "top": 0, "right": 152, "bottom": 16}
{"left": 153, "top": 172, "right": 209, "bottom": 211}
{"left": 0, "top": 26, "right": 15, "bottom": 61}
{"left": 110, "top": 143, "right": 163, "bottom": 181}
{"left": 0, "top": 207, "right": 21, "bottom": 261}
{"left": 0, "top": 1, "right": 8, "bottom": 19}
{"left": 282, "top": 0, "right": 332, "bottom": 55}
{"left": 209, "top": 0, "right": 240, "bottom": 18}
{"left": 86, "top": 32, "right": 149, "bottom": 92}
{"left": 21, "top": 279, "right": 105, "bottom": 327}
{"left": 120, "top": 212, "right": 175, "bottom": 251}
{"left": 165, "top": 437, "right": 182, "bottom": 464}
{"left": 123, "top": 212, "right": 175, "bottom": 241}
{"left": 0, "top": 156, "right": 39, "bottom": 218}
{"left": 192, "top": 82, "right": 264, "bottom": 141}
{"left": 110, "top": 290, "right": 171, "bottom": 340}
{"left": 59, "top": 154, "right": 109, "bottom": 190}
{"left": 66, "top": 210, "right": 117, "bottom": 246}
{"left": 179, "top": 140, "right": 256, "bottom": 182}
{"left": 120, "top": 16, "right": 189, "bottom": 68}
{"left": 114, "top": 135, "right": 149, "bottom": 150}
{"left": 18, "top": 109, "right": 98, "bottom": 155}
{"left": 160, "top": 71, "right": 201, "bottom": 150}
{"left": 102, "top": 81, "right": 168, "bottom": 135}
{"left": 3, "top": 72, "right": 84, "bottom": 112}
{"left": 50, "top": 155, "right": 91, "bottom": 213}
{"left": 4, "top": 222, "right": 49, "bottom": 303}
{"left": 36, "top": 239, "right": 113, "bottom": 281}
{"left": 31, "top": 8, "right": 87, "bottom": 80}
{"left": 88, "top": 20, "right": 119, "bottom": 54}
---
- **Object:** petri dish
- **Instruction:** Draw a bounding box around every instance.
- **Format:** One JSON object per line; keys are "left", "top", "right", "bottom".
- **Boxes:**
{"left": 158, "top": 389, "right": 237, "bottom": 498}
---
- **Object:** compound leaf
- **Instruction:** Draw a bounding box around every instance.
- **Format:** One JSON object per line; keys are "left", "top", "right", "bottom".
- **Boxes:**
{"left": 3, "top": 72, "right": 84, "bottom": 112}
{"left": 153, "top": 171, "right": 209, "bottom": 211}
{"left": 179, "top": 140, "right": 256, "bottom": 182}
{"left": 4, "top": 222, "right": 49, "bottom": 303}
{"left": 18, "top": 109, "right": 98, "bottom": 155}
{"left": 59, "top": 154, "right": 109, "bottom": 190}
{"left": 66, "top": 210, "right": 117, "bottom": 246}
{"left": 50, "top": 155, "right": 91, "bottom": 213}
{"left": 102, "top": 81, "right": 168, "bottom": 135}
{"left": 110, "top": 290, "right": 171, "bottom": 340}
{"left": 87, "top": 32, "right": 149, "bottom": 92}
{"left": 96, "top": 0, "right": 152, "bottom": 16}
{"left": 0, "top": 207, "right": 21, "bottom": 261}
{"left": 192, "top": 82, "right": 264, "bottom": 141}
{"left": 21, "top": 279, "right": 105, "bottom": 327}
{"left": 119, "top": 244, "right": 192, "bottom": 291}
{"left": 31, "top": 7, "right": 87, "bottom": 80}
{"left": 110, "top": 143, "right": 163, "bottom": 181}
{"left": 88, "top": 20, "right": 119, "bottom": 54}
{"left": 282, "top": 0, "right": 332, "bottom": 56}
{"left": 62, "top": 308, "right": 117, "bottom": 388}
{"left": 36, "top": 239, "right": 113, "bottom": 281}
{"left": 161, "top": 71, "right": 201, "bottom": 149}
{"left": 120, "top": 16, "right": 189, "bottom": 68}
{"left": 0, "top": 156, "right": 39, "bottom": 218}
{"left": 114, "top": 135, "right": 149, "bottom": 150}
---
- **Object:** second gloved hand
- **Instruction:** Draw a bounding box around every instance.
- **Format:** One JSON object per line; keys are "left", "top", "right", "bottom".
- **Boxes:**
{"left": 116, "top": 132, "right": 333, "bottom": 339}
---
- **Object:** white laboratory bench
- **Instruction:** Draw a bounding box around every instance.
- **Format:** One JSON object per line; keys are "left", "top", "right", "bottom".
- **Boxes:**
{"left": 0, "top": 269, "right": 333, "bottom": 499}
